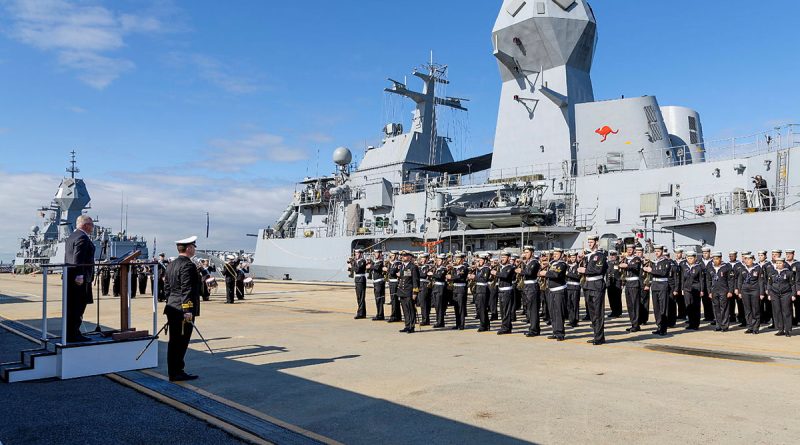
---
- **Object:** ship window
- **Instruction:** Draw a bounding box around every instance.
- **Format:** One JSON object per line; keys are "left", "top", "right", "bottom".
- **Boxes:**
{"left": 688, "top": 116, "right": 699, "bottom": 144}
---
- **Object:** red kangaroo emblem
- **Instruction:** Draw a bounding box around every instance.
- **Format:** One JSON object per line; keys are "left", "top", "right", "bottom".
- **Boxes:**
{"left": 595, "top": 126, "right": 619, "bottom": 142}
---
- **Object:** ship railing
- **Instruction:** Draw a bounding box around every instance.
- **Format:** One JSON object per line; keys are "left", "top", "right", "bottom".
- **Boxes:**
{"left": 673, "top": 186, "right": 798, "bottom": 220}
{"left": 397, "top": 174, "right": 463, "bottom": 194}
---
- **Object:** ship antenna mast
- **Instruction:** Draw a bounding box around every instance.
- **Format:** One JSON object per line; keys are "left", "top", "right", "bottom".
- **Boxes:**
{"left": 67, "top": 150, "right": 80, "bottom": 179}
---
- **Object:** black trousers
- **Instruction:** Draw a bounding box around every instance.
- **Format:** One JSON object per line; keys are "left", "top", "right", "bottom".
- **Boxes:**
{"left": 113, "top": 278, "right": 120, "bottom": 297}
{"left": 452, "top": 286, "right": 468, "bottom": 329}
{"left": 499, "top": 288, "right": 515, "bottom": 332}
{"left": 607, "top": 284, "right": 623, "bottom": 317}
{"left": 373, "top": 280, "right": 385, "bottom": 319}
{"left": 638, "top": 287, "right": 650, "bottom": 325}
{"left": 771, "top": 292, "right": 793, "bottom": 333}
{"left": 585, "top": 285, "right": 606, "bottom": 343}
{"left": 433, "top": 284, "right": 447, "bottom": 326}
{"left": 625, "top": 285, "right": 641, "bottom": 329}
{"left": 165, "top": 307, "right": 193, "bottom": 378}
{"left": 418, "top": 283, "right": 431, "bottom": 324}
{"left": 684, "top": 289, "right": 702, "bottom": 329}
{"left": 354, "top": 277, "right": 367, "bottom": 317}
{"left": 225, "top": 279, "right": 235, "bottom": 303}
{"left": 66, "top": 281, "right": 90, "bottom": 340}
{"left": 794, "top": 295, "right": 800, "bottom": 325}
{"left": 138, "top": 274, "right": 148, "bottom": 295}
{"left": 236, "top": 281, "right": 245, "bottom": 300}
{"left": 489, "top": 285, "right": 498, "bottom": 318}
{"left": 524, "top": 284, "right": 541, "bottom": 335}
{"left": 400, "top": 296, "right": 416, "bottom": 331}
{"left": 667, "top": 289, "right": 677, "bottom": 327}
{"left": 389, "top": 281, "right": 401, "bottom": 320}
{"left": 520, "top": 287, "right": 530, "bottom": 320}
{"left": 741, "top": 287, "right": 761, "bottom": 331}
{"left": 651, "top": 285, "right": 669, "bottom": 333}
{"left": 475, "top": 285, "right": 490, "bottom": 330}
{"left": 712, "top": 293, "right": 731, "bottom": 329}
{"left": 566, "top": 285, "right": 581, "bottom": 325}
{"left": 101, "top": 276, "right": 110, "bottom": 296}
{"left": 675, "top": 290, "right": 687, "bottom": 319}
{"left": 131, "top": 276, "right": 138, "bottom": 298}
{"left": 702, "top": 293, "right": 715, "bottom": 321}
{"left": 760, "top": 296, "right": 773, "bottom": 324}
{"left": 549, "top": 289, "right": 566, "bottom": 339}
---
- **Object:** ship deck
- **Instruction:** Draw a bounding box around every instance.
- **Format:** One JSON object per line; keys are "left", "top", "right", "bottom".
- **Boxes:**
{"left": 2, "top": 274, "right": 799, "bottom": 444}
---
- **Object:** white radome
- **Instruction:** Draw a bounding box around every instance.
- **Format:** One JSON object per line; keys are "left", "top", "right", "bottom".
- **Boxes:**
{"left": 332, "top": 147, "right": 352, "bottom": 166}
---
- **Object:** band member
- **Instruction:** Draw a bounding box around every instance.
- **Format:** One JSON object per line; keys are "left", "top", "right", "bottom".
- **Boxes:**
{"left": 706, "top": 252, "right": 735, "bottom": 332}
{"left": 112, "top": 264, "right": 121, "bottom": 297}
{"left": 350, "top": 249, "right": 367, "bottom": 319}
{"left": 619, "top": 245, "right": 643, "bottom": 332}
{"left": 197, "top": 259, "right": 211, "bottom": 302}
{"left": 417, "top": 253, "right": 432, "bottom": 325}
{"left": 540, "top": 248, "right": 567, "bottom": 341}
{"left": 495, "top": 251, "right": 516, "bottom": 335}
{"left": 681, "top": 252, "right": 705, "bottom": 330}
{"left": 222, "top": 254, "right": 239, "bottom": 304}
{"left": 728, "top": 251, "right": 746, "bottom": 326}
{"left": 488, "top": 256, "right": 500, "bottom": 321}
{"left": 99, "top": 263, "right": 111, "bottom": 296}
{"left": 700, "top": 247, "right": 715, "bottom": 323}
{"left": 397, "top": 251, "right": 420, "bottom": 333}
{"left": 387, "top": 251, "right": 403, "bottom": 323}
{"left": 565, "top": 251, "right": 581, "bottom": 327}
{"left": 636, "top": 246, "right": 651, "bottom": 326}
{"left": 606, "top": 250, "right": 623, "bottom": 318}
{"left": 580, "top": 235, "right": 608, "bottom": 344}
{"left": 431, "top": 254, "right": 449, "bottom": 328}
{"left": 154, "top": 253, "right": 168, "bottom": 302}
{"left": 738, "top": 254, "right": 764, "bottom": 334}
{"left": 471, "top": 254, "right": 492, "bottom": 332}
{"left": 643, "top": 245, "right": 671, "bottom": 336}
{"left": 521, "top": 246, "right": 542, "bottom": 337}
{"left": 64, "top": 215, "right": 96, "bottom": 343}
{"left": 367, "top": 250, "right": 386, "bottom": 321}
{"left": 768, "top": 257, "right": 794, "bottom": 337}
{"left": 164, "top": 236, "right": 201, "bottom": 382}
{"left": 236, "top": 261, "right": 247, "bottom": 300}
{"left": 137, "top": 263, "right": 149, "bottom": 295}
{"left": 448, "top": 253, "right": 469, "bottom": 330}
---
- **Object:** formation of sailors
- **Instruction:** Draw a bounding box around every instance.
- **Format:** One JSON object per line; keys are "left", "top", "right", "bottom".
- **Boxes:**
{"left": 349, "top": 238, "right": 799, "bottom": 341}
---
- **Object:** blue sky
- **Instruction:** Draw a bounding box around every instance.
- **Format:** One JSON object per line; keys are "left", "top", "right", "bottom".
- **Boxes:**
{"left": 0, "top": 0, "right": 798, "bottom": 260}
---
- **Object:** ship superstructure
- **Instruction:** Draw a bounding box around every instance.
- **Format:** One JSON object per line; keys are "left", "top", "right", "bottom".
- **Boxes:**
{"left": 252, "top": 0, "right": 800, "bottom": 281}
{"left": 14, "top": 153, "right": 148, "bottom": 272}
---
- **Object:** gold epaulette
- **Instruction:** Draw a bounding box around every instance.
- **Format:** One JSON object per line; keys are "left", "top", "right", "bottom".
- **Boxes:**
{"left": 181, "top": 302, "right": 194, "bottom": 310}
{"left": 413, "top": 288, "right": 420, "bottom": 293}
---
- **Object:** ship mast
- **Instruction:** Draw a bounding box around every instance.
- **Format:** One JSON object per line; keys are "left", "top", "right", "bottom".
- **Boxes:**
{"left": 67, "top": 150, "right": 80, "bottom": 179}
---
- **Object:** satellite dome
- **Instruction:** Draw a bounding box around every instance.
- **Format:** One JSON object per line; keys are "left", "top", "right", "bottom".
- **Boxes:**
{"left": 332, "top": 147, "right": 352, "bottom": 166}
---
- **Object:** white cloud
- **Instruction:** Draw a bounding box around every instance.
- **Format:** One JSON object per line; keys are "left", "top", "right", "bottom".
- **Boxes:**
{"left": 188, "top": 54, "right": 263, "bottom": 94}
{"left": 3, "top": 0, "right": 166, "bottom": 89}
{"left": 204, "top": 132, "right": 309, "bottom": 172}
{"left": 0, "top": 168, "right": 294, "bottom": 261}
{"left": 304, "top": 132, "right": 335, "bottom": 144}
{"left": 68, "top": 106, "right": 86, "bottom": 113}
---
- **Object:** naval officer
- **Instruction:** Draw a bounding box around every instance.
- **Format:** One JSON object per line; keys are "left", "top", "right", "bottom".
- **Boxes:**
{"left": 579, "top": 235, "right": 608, "bottom": 344}
{"left": 350, "top": 249, "right": 367, "bottom": 319}
{"left": 397, "top": 251, "right": 420, "bottom": 333}
{"left": 164, "top": 236, "right": 201, "bottom": 381}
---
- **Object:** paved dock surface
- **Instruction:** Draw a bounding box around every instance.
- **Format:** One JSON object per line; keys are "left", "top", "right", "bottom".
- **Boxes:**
{"left": 2, "top": 274, "right": 799, "bottom": 444}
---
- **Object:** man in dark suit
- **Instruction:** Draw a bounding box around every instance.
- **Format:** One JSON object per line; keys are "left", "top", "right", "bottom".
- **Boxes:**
{"left": 64, "top": 215, "right": 96, "bottom": 342}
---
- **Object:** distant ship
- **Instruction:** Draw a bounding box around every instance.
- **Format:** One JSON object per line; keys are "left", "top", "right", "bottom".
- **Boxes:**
{"left": 251, "top": 0, "right": 799, "bottom": 281}
{"left": 14, "top": 152, "right": 148, "bottom": 272}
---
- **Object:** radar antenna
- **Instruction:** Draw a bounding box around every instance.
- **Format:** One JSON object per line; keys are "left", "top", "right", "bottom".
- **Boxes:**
{"left": 67, "top": 150, "right": 80, "bottom": 179}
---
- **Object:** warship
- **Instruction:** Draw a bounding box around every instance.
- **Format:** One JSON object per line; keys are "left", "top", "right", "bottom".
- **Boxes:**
{"left": 251, "top": 0, "right": 800, "bottom": 281}
{"left": 14, "top": 152, "right": 148, "bottom": 272}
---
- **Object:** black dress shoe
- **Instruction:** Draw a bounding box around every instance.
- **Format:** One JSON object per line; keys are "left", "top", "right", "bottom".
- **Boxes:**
{"left": 625, "top": 327, "right": 632, "bottom": 332}
{"left": 477, "top": 327, "right": 488, "bottom": 332}
{"left": 709, "top": 321, "right": 716, "bottom": 326}
{"left": 785, "top": 332, "right": 792, "bottom": 337}
{"left": 721, "top": 328, "right": 729, "bottom": 332}
{"left": 556, "top": 337, "right": 565, "bottom": 342}
{"left": 399, "top": 328, "right": 409, "bottom": 333}
{"left": 753, "top": 330, "right": 759, "bottom": 335}
{"left": 768, "top": 324, "right": 776, "bottom": 329}
{"left": 775, "top": 331, "right": 785, "bottom": 336}
{"left": 497, "top": 330, "right": 511, "bottom": 335}
{"left": 66, "top": 334, "right": 92, "bottom": 343}
{"left": 420, "top": 322, "right": 430, "bottom": 326}
{"left": 570, "top": 322, "right": 578, "bottom": 328}
{"left": 652, "top": 330, "right": 661, "bottom": 335}
{"left": 406, "top": 329, "right": 415, "bottom": 334}
{"left": 372, "top": 316, "right": 385, "bottom": 321}
{"left": 387, "top": 318, "right": 400, "bottom": 323}
{"left": 630, "top": 327, "right": 641, "bottom": 333}
{"left": 433, "top": 324, "right": 444, "bottom": 328}
{"left": 354, "top": 315, "right": 366, "bottom": 319}
{"left": 547, "top": 335, "right": 557, "bottom": 340}
{"left": 744, "top": 329, "right": 753, "bottom": 334}
{"left": 525, "top": 332, "right": 539, "bottom": 337}
{"left": 715, "top": 327, "right": 722, "bottom": 332}
{"left": 458, "top": 327, "right": 464, "bottom": 331}
{"left": 169, "top": 373, "right": 199, "bottom": 382}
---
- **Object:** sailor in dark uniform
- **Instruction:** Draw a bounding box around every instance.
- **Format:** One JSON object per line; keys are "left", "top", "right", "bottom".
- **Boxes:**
{"left": 448, "top": 253, "right": 469, "bottom": 330}
{"left": 495, "top": 251, "right": 516, "bottom": 335}
{"left": 397, "top": 251, "right": 420, "bottom": 333}
{"left": 700, "top": 247, "right": 715, "bottom": 323}
{"left": 767, "top": 257, "right": 794, "bottom": 337}
{"left": 681, "top": 252, "right": 705, "bottom": 330}
{"left": 387, "top": 251, "right": 403, "bottom": 323}
{"left": 416, "top": 253, "right": 432, "bottom": 325}
{"left": 197, "top": 260, "right": 211, "bottom": 302}
{"left": 112, "top": 264, "right": 121, "bottom": 297}
{"left": 222, "top": 254, "right": 239, "bottom": 304}
{"left": 738, "top": 253, "right": 764, "bottom": 334}
{"left": 367, "top": 250, "right": 386, "bottom": 321}
{"left": 99, "top": 263, "right": 111, "bottom": 296}
{"left": 565, "top": 251, "right": 581, "bottom": 328}
{"left": 580, "top": 235, "right": 608, "bottom": 344}
{"left": 643, "top": 245, "right": 672, "bottom": 336}
{"left": 763, "top": 249, "right": 781, "bottom": 328}
{"left": 728, "top": 251, "right": 746, "bottom": 326}
{"left": 706, "top": 252, "right": 735, "bottom": 332}
{"left": 488, "top": 256, "right": 500, "bottom": 321}
{"left": 471, "top": 253, "right": 492, "bottom": 332}
{"left": 619, "top": 245, "right": 643, "bottom": 332}
{"left": 130, "top": 261, "right": 138, "bottom": 298}
{"left": 540, "top": 248, "right": 567, "bottom": 341}
{"left": 431, "top": 254, "right": 449, "bottom": 328}
{"left": 785, "top": 249, "right": 800, "bottom": 326}
{"left": 137, "top": 263, "right": 149, "bottom": 295}
{"left": 164, "top": 236, "right": 201, "bottom": 382}
{"left": 670, "top": 248, "right": 687, "bottom": 324}
{"left": 521, "top": 246, "right": 542, "bottom": 337}
{"left": 350, "top": 249, "right": 367, "bottom": 319}
{"left": 606, "top": 250, "right": 623, "bottom": 318}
